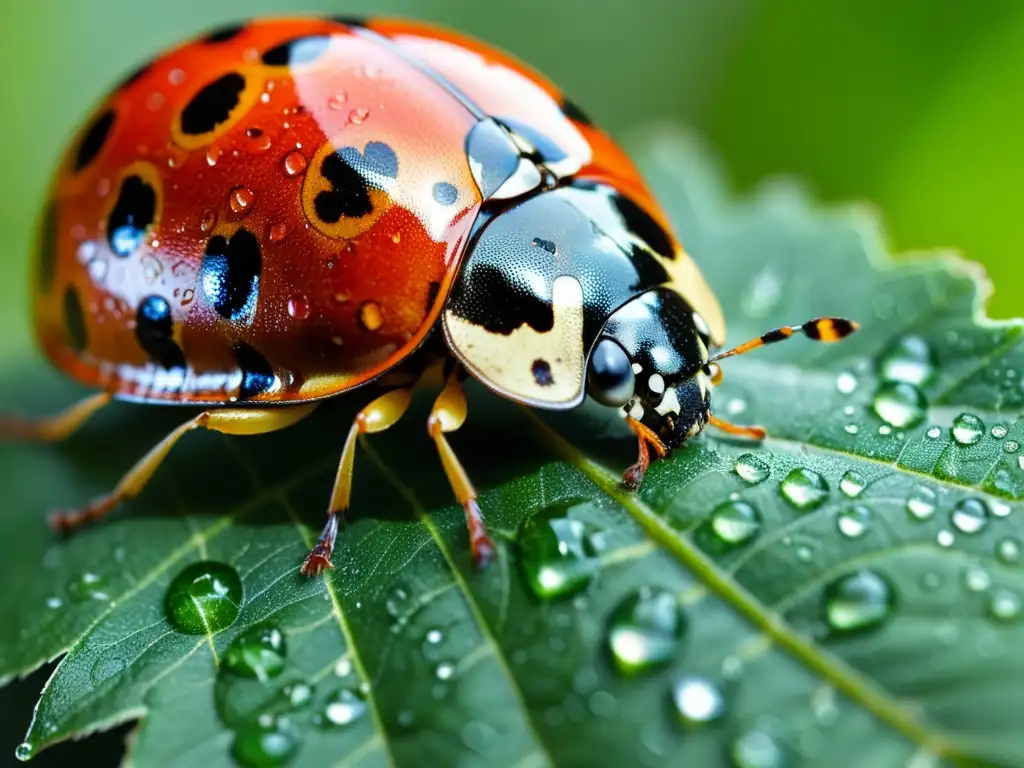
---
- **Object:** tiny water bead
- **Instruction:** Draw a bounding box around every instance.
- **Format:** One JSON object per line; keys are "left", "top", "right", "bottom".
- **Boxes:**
{"left": 734, "top": 454, "right": 769, "bottom": 485}
{"left": 952, "top": 413, "right": 985, "bottom": 446}
{"left": 906, "top": 486, "right": 937, "bottom": 520}
{"left": 835, "top": 371, "right": 858, "bottom": 394}
{"left": 779, "top": 468, "right": 829, "bottom": 511}
{"left": 322, "top": 688, "right": 368, "bottom": 728}
{"left": 164, "top": 561, "right": 242, "bottom": 635}
{"left": 871, "top": 381, "right": 927, "bottom": 429}
{"left": 232, "top": 717, "right": 300, "bottom": 768}
{"left": 926, "top": 426, "right": 942, "bottom": 439}
{"left": 730, "top": 729, "right": 787, "bottom": 768}
{"left": 606, "top": 587, "right": 686, "bottom": 675}
{"left": 963, "top": 565, "right": 992, "bottom": 593}
{"left": 950, "top": 499, "right": 989, "bottom": 535}
{"left": 997, "top": 537, "right": 1022, "bottom": 565}
{"left": 989, "top": 589, "right": 1022, "bottom": 622}
{"left": 671, "top": 675, "right": 725, "bottom": 726}
{"left": 15, "top": 743, "right": 32, "bottom": 762}
{"left": 704, "top": 500, "right": 762, "bottom": 550}
{"left": 823, "top": 570, "right": 895, "bottom": 634}
{"left": 839, "top": 471, "right": 866, "bottom": 498}
{"left": 68, "top": 572, "right": 109, "bottom": 601}
{"left": 1007, "top": 440, "right": 1021, "bottom": 454}
{"left": 518, "top": 502, "right": 601, "bottom": 600}
{"left": 223, "top": 625, "right": 286, "bottom": 681}
{"left": 877, "top": 335, "right": 937, "bottom": 386}
{"left": 992, "top": 425, "right": 1009, "bottom": 439}
{"left": 837, "top": 505, "right": 873, "bottom": 539}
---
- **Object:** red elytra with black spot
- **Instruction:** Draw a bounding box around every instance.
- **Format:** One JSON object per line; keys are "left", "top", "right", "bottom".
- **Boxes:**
{"left": 36, "top": 16, "right": 650, "bottom": 404}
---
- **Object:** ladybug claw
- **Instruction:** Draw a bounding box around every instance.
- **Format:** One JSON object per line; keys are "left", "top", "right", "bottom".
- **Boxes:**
{"left": 48, "top": 495, "right": 118, "bottom": 534}
{"left": 471, "top": 533, "right": 496, "bottom": 571}
{"left": 622, "top": 463, "right": 645, "bottom": 491}
{"left": 300, "top": 548, "right": 334, "bottom": 577}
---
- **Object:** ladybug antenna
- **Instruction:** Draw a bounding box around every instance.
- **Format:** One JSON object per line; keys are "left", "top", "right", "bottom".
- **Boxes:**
{"left": 707, "top": 317, "right": 859, "bottom": 365}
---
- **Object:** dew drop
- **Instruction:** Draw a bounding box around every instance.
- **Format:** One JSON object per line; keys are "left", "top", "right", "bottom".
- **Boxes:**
{"left": 223, "top": 625, "right": 286, "bottom": 681}
{"left": 287, "top": 295, "right": 310, "bottom": 320}
{"left": 282, "top": 151, "right": 307, "bottom": 178}
{"left": 937, "top": 529, "right": 955, "bottom": 547}
{"left": 926, "top": 426, "right": 942, "bottom": 439}
{"left": 779, "top": 468, "right": 829, "bottom": 511}
{"left": 997, "top": 537, "right": 1022, "bottom": 565}
{"left": 425, "top": 629, "right": 443, "bottom": 645}
{"left": 991, "top": 425, "right": 1008, "bottom": 439}
{"left": 905, "top": 486, "right": 937, "bottom": 520}
{"left": 200, "top": 209, "right": 217, "bottom": 232}
{"left": 839, "top": 471, "right": 866, "bottom": 498}
{"left": 15, "top": 743, "right": 33, "bottom": 762}
{"left": 952, "top": 413, "right": 985, "bottom": 445}
{"left": 963, "top": 565, "right": 992, "bottom": 593}
{"left": 327, "top": 90, "right": 348, "bottom": 110}
{"left": 334, "top": 657, "right": 353, "bottom": 678}
{"left": 283, "top": 683, "right": 313, "bottom": 709}
{"left": 877, "top": 335, "right": 936, "bottom": 385}
{"left": 605, "top": 587, "right": 686, "bottom": 675}
{"left": 730, "top": 729, "right": 786, "bottom": 768}
{"left": 246, "top": 128, "right": 272, "bottom": 154}
{"left": 517, "top": 501, "right": 600, "bottom": 600}
{"left": 871, "top": 381, "right": 927, "bottom": 428}
{"left": 703, "top": 500, "right": 762, "bottom": 549}
{"left": 823, "top": 570, "right": 894, "bottom": 634}
{"left": 45, "top": 596, "right": 62, "bottom": 609}
{"left": 1006, "top": 440, "right": 1021, "bottom": 454}
{"left": 989, "top": 588, "right": 1022, "bottom": 622}
{"left": 835, "top": 371, "right": 858, "bottom": 394}
{"left": 734, "top": 454, "right": 769, "bottom": 484}
{"left": 164, "top": 561, "right": 242, "bottom": 634}
{"left": 670, "top": 675, "right": 725, "bottom": 726}
{"left": 435, "top": 662, "right": 455, "bottom": 680}
{"left": 322, "top": 688, "right": 367, "bottom": 727}
{"left": 230, "top": 187, "right": 255, "bottom": 214}
{"left": 268, "top": 223, "right": 288, "bottom": 242}
{"left": 206, "top": 145, "right": 223, "bottom": 167}
{"left": 349, "top": 106, "right": 370, "bottom": 124}
{"left": 837, "top": 505, "right": 873, "bottom": 539}
{"left": 951, "top": 498, "right": 989, "bottom": 535}
{"left": 232, "top": 717, "right": 299, "bottom": 767}
{"left": 68, "top": 572, "right": 109, "bottom": 602}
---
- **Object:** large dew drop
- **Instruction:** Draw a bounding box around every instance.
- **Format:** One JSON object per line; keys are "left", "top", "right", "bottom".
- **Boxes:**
{"left": 704, "top": 500, "right": 762, "bottom": 550}
{"left": 518, "top": 502, "right": 601, "bottom": 600}
{"left": 223, "top": 625, "right": 286, "bottom": 681}
{"left": 876, "top": 335, "right": 937, "bottom": 386}
{"left": 837, "top": 505, "right": 873, "bottom": 539}
{"left": 950, "top": 499, "right": 990, "bottom": 535}
{"left": 906, "top": 486, "right": 937, "bottom": 520}
{"left": 671, "top": 675, "right": 725, "bottom": 726}
{"left": 606, "top": 587, "right": 686, "bottom": 675}
{"left": 952, "top": 413, "right": 985, "bottom": 445}
{"left": 871, "top": 381, "right": 927, "bottom": 428}
{"left": 823, "top": 570, "right": 895, "bottom": 634}
{"left": 164, "top": 561, "right": 242, "bottom": 634}
{"left": 734, "top": 454, "right": 770, "bottom": 485}
{"left": 779, "top": 468, "right": 829, "bottom": 511}
{"left": 730, "top": 729, "right": 787, "bottom": 768}
{"left": 232, "top": 717, "right": 300, "bottom": 768}
{"left": 322, "top": 688, "right": 368, "bottom": 728}
{"left": 839, "top": 471, "right": 866, "bottom": 498}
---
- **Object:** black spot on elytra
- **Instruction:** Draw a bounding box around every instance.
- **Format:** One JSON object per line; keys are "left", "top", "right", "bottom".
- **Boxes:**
{"left": 612, "top": 194, "right": 674, "bottom": 259}
{"left": 531, "top": 359, "right": 554, "bottom": 386}
{"left": 331, "top": 16, "right": 367, "bottom": 28}
{"left": 136, "top": 295, "right": 185, "bottom": 369}
{"left": 200, "top": 229, "right": 261, "bottom": 321}
{"left": 561, "top": 98, "right": 593, "bottom": 126}
{"left": 233, "top": 343, "right": 275, "bottom": 399}
{"left": 203, "top": 24, "right": 244, "bottom": 43}
{"left": 107, "top": 175, "right": 156, "bottom": 258}
{"left": 432, "top": 182, "right": 458, "bottom": 206}
{"left": 74, "top": 110, "right": 115, "bottom": 172}
{"left": 39, "top": 203, "right": 57, "bottom": 291}
{"left": 63, "top": 286, "right": 87, "bottom": 353}
{"left": 180, "top": 73, "right": 246, "bottom": 136}
{"left": 262, "top": 36, "right": 330, "bottom": 66}
{"left": 314, "top": 142, "right": 398, "bottom": 223}
{"left": 449, "top": 263, "right": 553, "bottom": 336}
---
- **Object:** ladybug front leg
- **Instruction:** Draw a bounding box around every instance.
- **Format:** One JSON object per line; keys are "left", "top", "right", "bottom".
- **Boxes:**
{"left": 427, "top": 367, "right": 496, "bottom": 570}
{"left": 622, "top": 416, "right": 668, "bottom": 490}
{"left": 50, "top": 404, "right": 318, "bottom": 532}
{"left": 301, "top": 388, "right": 414, "bottom": 577}
{"left": 0, "top": 392, "right": 112, "bottom": 442}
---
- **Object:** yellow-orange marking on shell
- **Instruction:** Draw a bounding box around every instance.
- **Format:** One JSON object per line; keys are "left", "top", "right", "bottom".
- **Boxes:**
{"left": 359, "top": 301, "right": 384, "bottom": 331}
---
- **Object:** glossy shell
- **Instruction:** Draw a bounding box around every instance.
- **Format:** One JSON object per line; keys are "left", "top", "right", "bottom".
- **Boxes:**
{"left": 35, "top": 17, "right": 724, "bottom": 406}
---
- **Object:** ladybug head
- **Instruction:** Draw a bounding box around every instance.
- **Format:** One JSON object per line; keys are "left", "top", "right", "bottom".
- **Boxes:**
{"left": 587, "top": 287, "right": 713, "bottom": 450}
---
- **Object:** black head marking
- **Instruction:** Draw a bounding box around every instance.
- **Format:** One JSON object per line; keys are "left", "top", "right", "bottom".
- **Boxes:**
{"left": 233, "top": 343, "right": 275, "bottom": 399}
{"left": 39, "top": 202, "right": 57, "bottom": 291}
{"left": 262, "top": 36, "right": 331, "bottom": 66}
{"left": 203, "top": 24, "right": 245, "bottom": 44}
{"left": 315, "top": 142, "right": 397, "bottom": 223}
{"left": 200, "top": 228, "right": 261, "bottom": 322}
{"left": 531, "top": 359, "right": 554, "bottom": 387}
{"left": 136, "top": 295, "right": 185, "bottom": 370}
{"left": 63, "top": 286, "right": 87, "bottom": 353}
{"left": 107, "top": 175, "right": 156, "bottom": 258}
{"left": 331, "top": 16, "right": 367, "bottom": 28}
{"left": 448, "top": 262, "right": 553, "bottom": 336}
{"left": 180, "top": 73, "right": 246, "bottom": 136}
{"left": 432, "top": 181, "right": 458, "bottom": 206}
{"left": 612, "top": 194, "right": 674, "bottom": 259}
{"left": 74, "top": 110, "right": 115, "bottom": 172}
{"left": 561, "top": 98, "right": 593, "bottom": 126}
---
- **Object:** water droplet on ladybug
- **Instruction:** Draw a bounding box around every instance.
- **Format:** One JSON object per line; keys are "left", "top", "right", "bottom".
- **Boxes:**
{"left": 268, "top": 223, "right": 289, "bottom": 242}
{"left": 146, "top": 92, "right": 165, "bottom": 111}
{"left": 392, "top": 231, "right": 402, "bottom": 244}
{"left": 230, "top": 187, "right": 255, "bottom": 214}
{"left": 333, "top": 291, "right": 350, "bottom": 304}
{"left": 328, "top": 90, "right": 348, "bottom": 110}
{"left": 349, "top": 106, "right": 370, "bottom": 125}
{"left": 200, "top": 209, "right": 217, "bottom": 232}
{"left": 246, "top": 127, "right": 272, "bottom": 153}
{"left": 287, "top": 295, "right": 311, "bottom": 320}
{"left": 168, "top": 68, "right": 186, "bottom": 86}
{"left": 206, "top": 145, "right": 223, "bottom": 167}
{"left": 282, "top": 151, "right": 307, "bottom": 177}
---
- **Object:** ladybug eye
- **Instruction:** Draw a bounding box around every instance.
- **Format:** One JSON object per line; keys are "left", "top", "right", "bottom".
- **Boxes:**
{"left": 588, "top": 338, "right": 635, "bottom": 407}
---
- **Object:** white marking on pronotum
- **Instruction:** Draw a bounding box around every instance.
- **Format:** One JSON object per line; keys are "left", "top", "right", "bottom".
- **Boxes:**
{"left": 648, "top": 373, "right": 665, "bottom": 395}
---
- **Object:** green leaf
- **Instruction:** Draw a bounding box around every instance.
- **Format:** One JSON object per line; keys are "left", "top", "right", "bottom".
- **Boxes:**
{"left": 2, "top": 129, "right": 1023, "bottom": 767}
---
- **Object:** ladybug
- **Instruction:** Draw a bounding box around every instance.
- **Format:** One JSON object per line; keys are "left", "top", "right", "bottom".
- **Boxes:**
{"left": 2, "top": 17, "right": 857, "bottom": 576}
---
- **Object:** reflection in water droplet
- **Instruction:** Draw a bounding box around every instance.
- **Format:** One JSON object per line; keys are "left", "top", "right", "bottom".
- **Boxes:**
{"left": 937, "top": 530, "right": 955, "bottom": 547}
{"left": 835, "top": 371, "right": 858, "bottom": 394}
{"left": 734, "top": 454, "right": 769, "bottom": 484}
{"left": 989, "top": 589, "right": 1022, "bottom": 622}
{"left": 164, "top": 561, "right": 242, "bottom": 634}
{"left": 906, "top": 486, "right": 937, "bottom": 520}
{"left": 287, "top": 295, "right": 310, "bottom": 320}
{"left": 1005, "top": 440, "right": 1021, "bottom": 454}
{"left": 268, "top": 223, "right": 288, "bottom": 242}
{"left": 952, "top": 413, "right": 984, "bottom": 445}
{"left": 871, "top": 381, "right": 927, "bottom": 428}
{"left": 349, "top": 106, "right": 370, "bottom": 124}
{"left": 997, "top": 537, "right": 1022, "bottom": 565}
{"left": 730, "top": 729, "right": 786, "bottom": 768}
{"left": 671, "top": 675, "right": 725, "bottom": 726}
{"left": 68, "top": 572, "right": 109, "bottom": 602}
{"left": 327, "top": 90, "right": 348, "bottom": 110}
{"left": 322, "top": 688, "right": 367, "bottom": 727}
{"left": 779, "top": 468, "right": 829, "bottom": 511}
{"left": 518, "top": 502, "right": 600, "bottom": 600}
{"left": 823, "top": 570, "right": 894, "bottom": 634}
{"left": 837, "top": 506, "right": 872, "bottom": 538}
{"left": 951, "top": 499, "right": 989, "bottom": 534}
{"left": 606, "top": 587, "right": 686, "bottom": 675}
{"left": 223, "top": 625, "right": 286, "bottom": 681}
{"left": 702, "top": 500, "right": 762, "bottom": 550}
{"left": 15, "top": 743, "right": 33, "bottom": 762}
{"left": 877, "top": 335, "right": 936, "bottom": 386}
{"left": 991, "top": 425, "right": 1008, "bottom": 439}
{"left": 963, "top": 565, "right": 992, "bottom": 593}
{"left": 232, "top": 717, "right": 299, "bottom": 767}
{"left": 436, "top": 662, "right": 455, "bottom": 680}
{"left": 925, "top": 426, "right": 941, "bottom": 439}
{"left": 230, "top": 187, "right": 255, "bottom": 214}
{"left": 839, "top": 471, "right": 866, "bottom": 498}
{"left": 282, "top": 151, "right": 307, "bottom": 178}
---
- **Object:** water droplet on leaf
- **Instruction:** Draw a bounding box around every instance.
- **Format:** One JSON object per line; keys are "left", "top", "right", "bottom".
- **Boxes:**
{"left": 671, "top": 675, "right": 725, "bottom": 726}
{"left": 606, "top": 587, "right": 686, "bottom": 675}
{"left": 518, "top": 501, "right": 600, "bottom": 600}
{"left": 877, "top": 335, "right": 936, "bottom": 385}
{"left": 734, "top": 454, "right": 769, "bottom": 484}
{"left": 779, "top": 468, "right": 829, "bottom": 511}
{"left": 232, "top": 717, "right": 299, "bottom": 767}
{"left": 837, "top": 505, "right": 872, "bottom": 538}
{"left": 164, "top": 561, "right": 242, "bottom": 634}
{"left": 997, "top": 537, "right": 1022, "bottom": 565}
{"left": 730, "top": 729, "right": 787, "bottom": 768}
{"left": 839, "top": 471, "right": 866, "bottom": 498}
{"left": 963, "top": 565, "right": 991, "bottom": 593}
{"left": 703, "top": 500, "right": 762, "bottom": 549}
{"left": 951, "top": 499, "right": 989, "bottom": 534}
{"left": 952, "top": 413, "right": 985, "bottom": 445}
{"left": 223, "top": 625, "right": 286, "bottom": 681}
{"left": 989, "top": 589, "right": 1022, "bottom": 622}
{"left": 871, "top": 381, "right": 927, "bottom": 428}
{"left": 823, "top": 570, "right": 894, "bottom": 634}
{"left": 835, "top": 371, "right": 858, "bottom": 394}
{"left": 322, "top": 688, "right": 367, "bottom": 727}
{"left": 68, "top": 572, "right": 109, "bottom": 602}
{"left": 906, "top": 486, "right": 937, "bottom": 520}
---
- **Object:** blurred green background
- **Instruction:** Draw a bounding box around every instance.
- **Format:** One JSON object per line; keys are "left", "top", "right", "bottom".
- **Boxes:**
{"left": 1, "top": 0, "right": 1021, "bottom": 762}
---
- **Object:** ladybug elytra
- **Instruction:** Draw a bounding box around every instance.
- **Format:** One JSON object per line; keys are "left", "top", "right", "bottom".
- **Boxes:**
{"left": 2, "top": 17, "right": 857, "bottom": 575}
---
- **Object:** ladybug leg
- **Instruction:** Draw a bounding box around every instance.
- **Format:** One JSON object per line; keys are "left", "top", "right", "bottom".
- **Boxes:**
{"left": 708, "top": 415, "right": 766, "bottom": 441}
{"left": 622, "top": 416, "right": 668, "bottom": 490}
{"left": 427, "top": 367, "right": 496, "bottom": 570}
{"left": 301, "top": 387, "right": 414, "bottom": 577}
{"left": 0, "top": 392, "right": 112, "bottom": 442}
{"left": 50, "top": 405, "right": 317, "bottom": 533}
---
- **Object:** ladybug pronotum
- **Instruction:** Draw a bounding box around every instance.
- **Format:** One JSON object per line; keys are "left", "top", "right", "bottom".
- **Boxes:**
{"left": 1, "top": 17, "right": 857, "bottom": 575}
